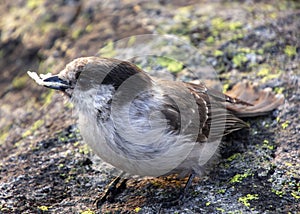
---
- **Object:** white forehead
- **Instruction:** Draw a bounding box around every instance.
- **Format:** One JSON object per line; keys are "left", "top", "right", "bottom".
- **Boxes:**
{"left": 58, "top": 57, "right": 122, "bottom": 82}
{"left": 58, "top": 57, "right": 90, "bottom": 81}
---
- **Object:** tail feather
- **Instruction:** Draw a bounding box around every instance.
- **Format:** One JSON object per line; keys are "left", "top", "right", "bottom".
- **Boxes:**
{"left": 225, "top": 81, "right": 284, "bottom": 117}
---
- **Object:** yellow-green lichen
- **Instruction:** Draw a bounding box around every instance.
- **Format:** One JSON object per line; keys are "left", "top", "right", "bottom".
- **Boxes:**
{"left": 274, "top": 87, "right": 284, "bottom": 94}
{"left": 238, "top": 194, "right": 258, "bottom": 207}
{"left": 22, "top": 119, "right": 44, "bottom": 138}
{"left": 98, "top": 40, "right": 116, "bottom": 58}
{"left": 222, "top": 163, "right": 230, "bottom": 169}
{"left": 69, "top": 168, "right": 77, "bottom": 175}
{"left": 272, "top": 189, "right": 283, "bottom": 197}
{"left": 230, "top": 171, "right": 252, "bottom": 183}
{"left": 263, "top": 41, "right": 276, "bottom": 49}
{"left": 205, "top": 36, "right": 215, "bottom": 44}
{"left": 228, "top": 21, "right": 243, "bottom": 30}
{"left": 227, "top": 153, "right": 241, "bottom": 162}
{"left": 222, "top": 83, "right": 230, "bottom": 93}
{"left": 257, "top": 67, "right": 270, "bottom": 77}
{"left": 65, "top": 174, "right": 75, "bottom": 183}
{"left": 173, "top": 8, "right": 191, "bottom": 22}
{"left": 58, "top": 163, "right": 64, "bottom": 168}
{"left": 27, "top": 0, "right": 41, "bottom": 10}
{"left": 284, "top": 162, "right": 293, "bottom": 167}
{"left": 232, "top": 33, "right": 244, "bottom": 40}
{"left": 216, "top": 207, "right": 225, "bottom": 212}
{"left": 80, "top": 209, "right": 95, "bottom": 214}
{"left": 40, "top": 22, "right": 67, "bottom": 35}
{"left": 37, "top": 205, "right": 49, "bottom": 211}
{"left": 71, "top": 28, "right": 83, "bottom": 39}
{"left": 73, "top": 141, "right": 80, "bottom": 147}
{"left": 157, "top": 57, "right": 183, "bottom": 73}
{"left": 217, "top": 189, "right": 226, "bottom": 194}
{"left": 171, "top": 6, "right": 193, "bottom": 26}
{"left": 0, "top": 124, "right": 11, "bottom": 145}
{"left": 134, "top": 207, "right": 141, "bottom": 212}
{"left": 12, "top": 74, "right": 29, "bottom": 89}
{"left": 0, "top": 132, "right": 9, "bottom": 145}
{"left": 257, "top": 67, "right": 281, "bottom": 82}
{"left": 41, "top": 90, "right": 55, "bottom": 106}
{"left": 270, "top": 12, "right": 277, "bottom": 19}
{"left": 284, "top": 45, "right": 297, "bottom": 57}
{"left": 232, "top": 53, "right": 247, "bottom": 67}
{"left": 85, "top": 24, "right": 93, "bottom": 33}
{"left": 14, "top": 140, "right": 23, "bottom": 148}
{"left": 276, "top": 117, "right": 280, "bottom": 123}
{"left": 127, "top": 36, "right": 136, "bottom": 47}
{"left": 211, "top": 30, "right": 219, "bottom": 37}
{"left": 64, "top": 102, "right": 74, "bottom": 110}
{"left": 263, "top": 139, "right": 274, "bottom": 150}
{"left": 291, "top": 191, "right": 300, "bottom": 199}
{"left": 281, "top": 121, "right": 289, "bottom": 129}
{"left": 257, "top": 48, "right": 264, "bottom": 55}
{"left": 237, "top": 47, "right": 252, "bottom": 53}
{"left": 211, "top": 18, "right": 226, "bottom": 30}
{"left": 214, "top": 50, "right": 224, "bottom": 57}
{"left": 211, "top": 17, "right": 242, "bottom": 32}
{"left": 79, "top": 144, "right": 92, "bottom": 155}
{"left": 228, "top": 211, "right": 243, "bottom": 214}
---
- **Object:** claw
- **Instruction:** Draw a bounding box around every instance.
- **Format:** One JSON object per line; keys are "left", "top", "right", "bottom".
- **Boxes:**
{"left": 95, "top": 172, "right": 128, "bottom": 208}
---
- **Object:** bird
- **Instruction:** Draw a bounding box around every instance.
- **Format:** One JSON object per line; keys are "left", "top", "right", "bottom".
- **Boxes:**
{"left": 27, "top": 56, "right": 284, "bottom": 206}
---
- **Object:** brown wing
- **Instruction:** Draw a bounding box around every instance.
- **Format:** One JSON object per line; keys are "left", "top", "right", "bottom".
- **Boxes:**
{"left": 158, "top": 80, "right": 208, "bottom": 141}
{"left": 185, "top": 82, "right": 250, "bottom": 139}
{"left": 186, "top": 80, "right": 284, "bottom": 136}
{"left": 159, "top": 80, "right": 283, "bottom": 143}
{"left": 159, "top": 81, "right": 249, "bottom": 143}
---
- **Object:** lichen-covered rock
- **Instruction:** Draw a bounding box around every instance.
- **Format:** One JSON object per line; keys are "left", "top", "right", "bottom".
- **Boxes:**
{"left": 0, "top": 1, "right": 299, "bottom": 213}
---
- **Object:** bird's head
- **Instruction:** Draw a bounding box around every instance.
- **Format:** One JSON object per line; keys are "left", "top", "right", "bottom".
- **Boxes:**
{"left": 40, "top": 57, "right": 152, "bottom": 97}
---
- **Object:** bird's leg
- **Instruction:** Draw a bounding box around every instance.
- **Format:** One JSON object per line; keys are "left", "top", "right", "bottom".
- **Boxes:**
{"left": 180, "top": 172, "right": 196, "bottom": 197}
{"left": 160, "top": 172, "right": 196, "bottom": 208}
{"left": 96, "top": 171, "right": 128, "bottom": 208}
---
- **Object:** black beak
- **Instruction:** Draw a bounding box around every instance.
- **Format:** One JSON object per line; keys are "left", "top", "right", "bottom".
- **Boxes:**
{"left": 43, "top": 75, "right": 71, "bottom": 91}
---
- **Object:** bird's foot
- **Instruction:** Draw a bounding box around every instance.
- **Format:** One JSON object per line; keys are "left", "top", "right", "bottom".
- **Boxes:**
{"left": 159, "top": 193, "right": 185, "bottom": 208}
{"left": 158, "top": 173, "right": 195, "bottom": 212}
{"left": 95, "top": 174, "right": 128, "bottom": 208}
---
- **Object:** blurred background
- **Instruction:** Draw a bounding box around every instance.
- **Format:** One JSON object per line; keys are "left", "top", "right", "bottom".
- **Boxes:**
{"left": 0, "top": 0, "right": 299, "bottom": 213}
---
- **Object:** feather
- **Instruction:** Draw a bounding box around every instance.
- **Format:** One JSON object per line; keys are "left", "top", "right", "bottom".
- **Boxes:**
{"left": 225, "top": 81, "right": 284, "bottom": 117}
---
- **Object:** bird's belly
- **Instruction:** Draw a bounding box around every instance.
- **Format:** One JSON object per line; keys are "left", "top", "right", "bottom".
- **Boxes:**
{"left": 78, "top": 113, "right": 218, "bottom": 177}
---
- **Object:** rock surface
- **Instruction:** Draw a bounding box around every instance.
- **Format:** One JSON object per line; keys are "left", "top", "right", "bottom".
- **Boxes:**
{"left": 0, "top": 0, "right": 299, "bottom": 213}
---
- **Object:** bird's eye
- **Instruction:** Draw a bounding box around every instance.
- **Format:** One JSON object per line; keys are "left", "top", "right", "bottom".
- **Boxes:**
{"left": 75, "top": 72, "right": 81, "bottom": 79}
